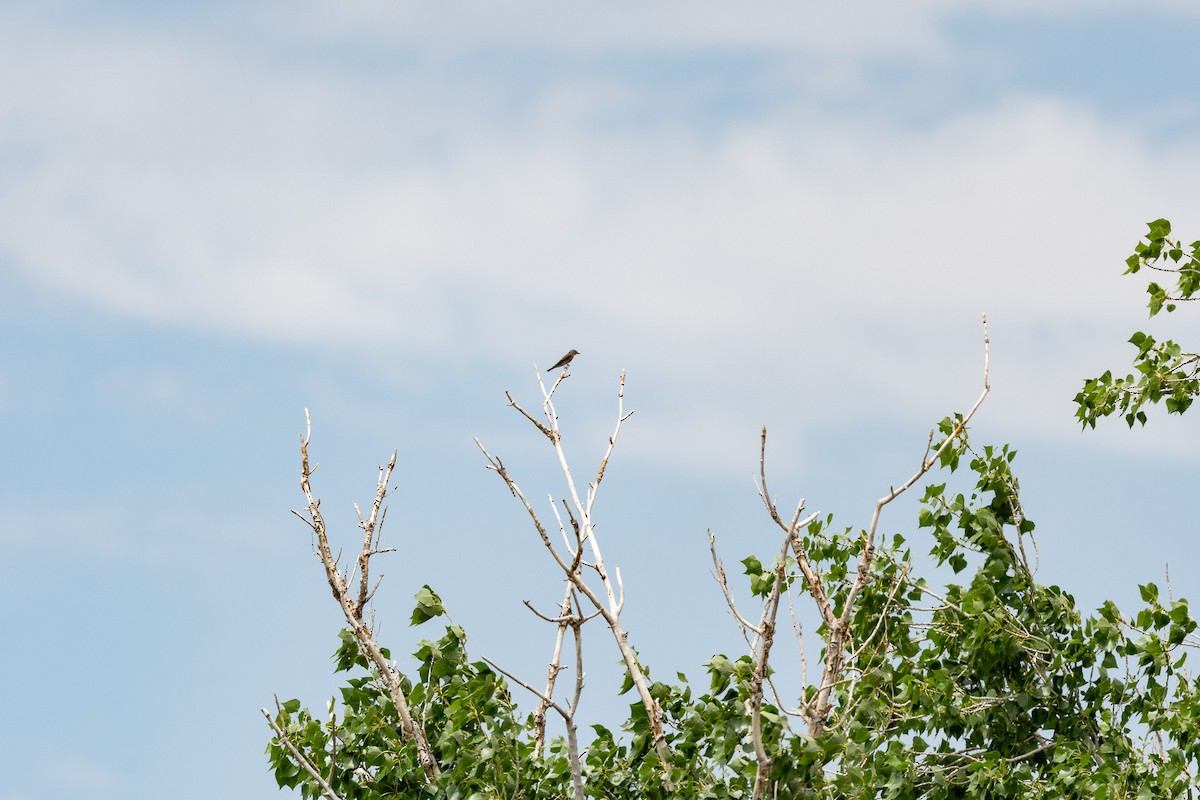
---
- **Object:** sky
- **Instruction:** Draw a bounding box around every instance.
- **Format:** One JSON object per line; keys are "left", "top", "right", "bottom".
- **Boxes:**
{"left": 2, "top": 2, "right": 1200, "bottom": 798}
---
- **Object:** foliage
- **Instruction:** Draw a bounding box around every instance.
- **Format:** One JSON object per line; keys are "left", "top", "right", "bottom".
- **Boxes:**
{"left": 266, "top": 427, "right": 1200, "bottom": 798}
{"left": 1075, "top": 218, "right": 1200, "bottom": 428}
{"left": 266, "top": 229, "right": 1200, "bottom": 796}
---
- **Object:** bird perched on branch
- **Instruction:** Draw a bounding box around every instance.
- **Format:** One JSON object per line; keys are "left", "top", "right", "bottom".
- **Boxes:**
{"left": 548, "top": 349, "right": 580, "bottom": 371}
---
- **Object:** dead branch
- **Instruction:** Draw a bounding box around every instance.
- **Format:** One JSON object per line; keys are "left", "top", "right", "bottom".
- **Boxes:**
{"left": 758, "top": 452, "right": 835, "bottom": 630}
{"left": 294, "top": 411, "right": 441, "bottom": 782}
{"left": 533, "top": 585, "right": 575, "bottom": 756}
{"left": 709, "top": 529, "right": 764, "bottom": 638}
{"left": 262, "top": 695, "right": 345, "bottom": 800}
{"left": 750, "top": 528, "right": 794, "bottom": 800}
{"left": 506, "top": 389, "right": 555, "bottom": 440}
{"left": 352, "top": 485, "right": 396, "bottom": 621}
{"left": 479, "top": 370, "right": 675, "bottom": 780}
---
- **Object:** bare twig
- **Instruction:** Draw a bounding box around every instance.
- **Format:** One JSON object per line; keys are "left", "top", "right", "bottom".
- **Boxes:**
{"left": 709, "top": 529, "right": 764, "bottom": 637}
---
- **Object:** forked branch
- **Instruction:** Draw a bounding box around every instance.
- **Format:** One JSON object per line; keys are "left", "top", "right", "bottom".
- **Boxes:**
{"left": 756, "top": 315, "right": 992, "bottom": 739}
{"left": 477, "top": 368, "right": 675, "bottom": 781}
{"left": 286, "top": 411, "right": 441, "bottom": 782}
{"left": 817, "top": 314, "right": 990, "bottom": 736}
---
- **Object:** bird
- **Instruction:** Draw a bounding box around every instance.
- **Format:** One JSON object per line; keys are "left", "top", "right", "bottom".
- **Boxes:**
{"left": 548, "top": 349, "right": 580, "bottom": 371}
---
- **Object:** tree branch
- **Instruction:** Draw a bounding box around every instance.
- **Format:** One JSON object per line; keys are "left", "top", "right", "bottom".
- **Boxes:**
{"left": 262, "top": 695, "right": 345, "bottom": 800}
{"left": 294, "top": 411, "right": 441, "bottom": 782}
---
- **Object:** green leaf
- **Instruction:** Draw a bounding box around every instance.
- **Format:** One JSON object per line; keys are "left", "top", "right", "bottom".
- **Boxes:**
{"left": 410, "top": 585, "right": 445, "bottom": 626}
{"left": 1148, "top": 218, "right": 1171, "bottom": 240}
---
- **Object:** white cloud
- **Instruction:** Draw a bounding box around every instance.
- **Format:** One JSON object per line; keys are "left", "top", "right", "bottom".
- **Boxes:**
{"left": 2, "top": 2, "right": 1198, "bottom": 471}
{"left": 282, "top": 0, "right": 958, "bottom": 57}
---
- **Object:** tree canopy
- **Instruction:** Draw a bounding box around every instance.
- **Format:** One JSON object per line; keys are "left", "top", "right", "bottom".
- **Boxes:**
{"left": 265, "top": 221, "right": 1200, "bottom": 799}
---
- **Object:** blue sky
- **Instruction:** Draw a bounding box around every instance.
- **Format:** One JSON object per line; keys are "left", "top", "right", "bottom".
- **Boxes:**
{"left": 2, "top": 2, "right": 1200, "bottom": 798}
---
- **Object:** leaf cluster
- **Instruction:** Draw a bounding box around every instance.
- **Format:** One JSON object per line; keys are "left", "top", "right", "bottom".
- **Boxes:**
{"left": 1076, "top": 218, "right": 1200, "bottom": 428}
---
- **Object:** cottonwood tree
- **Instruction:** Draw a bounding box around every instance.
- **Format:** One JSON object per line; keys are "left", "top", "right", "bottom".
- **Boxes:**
{"left": 266, "top": 259, "right": 1200, "bottom": 797}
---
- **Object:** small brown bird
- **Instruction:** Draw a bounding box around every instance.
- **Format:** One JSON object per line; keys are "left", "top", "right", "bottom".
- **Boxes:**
{"left": 548, "top": 349, "right": 580, "bottom": 371}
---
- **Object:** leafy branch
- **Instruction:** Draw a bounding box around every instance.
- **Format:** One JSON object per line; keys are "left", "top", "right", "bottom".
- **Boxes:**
{"left": 1076, "top": 218, "right": 1200, "bottom": 427}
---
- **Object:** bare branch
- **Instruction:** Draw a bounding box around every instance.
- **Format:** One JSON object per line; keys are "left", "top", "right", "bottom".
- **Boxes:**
{"left": 751, "top": 529, "right": 794, "bottom": 800}
{"left": 589, "top": 371, "right": 632, "bottom": 514}
{"left": 263, "top": 696, "right": 345, "bottom": 800}
{"left": 568, "top": 588, "right": 587, "bottom": 714}
{"left": 758, "top": 440, "right": 834, "bottom": 630}
{"left": 482, "top": 370, "right": 675, "bottom": 780}
{"left": 533, "top": 585, "right": 574, "bottom": 756}
{"left": 474, "top": 438, "right": 580, "bottom": 581}
{"left": 505, "top": 390, "right": 555, "bottom": 440}
{"left": 294, "top": 412, "right": 441, "bottom": 782}
{"left": 524, "top": 597, "right": 602, "bottom": 625}
{"left": 709, "top": 529, "right": 764, "bottom": 636}
{"left": 483, "top": 657, "right": 571, "bottom": 721}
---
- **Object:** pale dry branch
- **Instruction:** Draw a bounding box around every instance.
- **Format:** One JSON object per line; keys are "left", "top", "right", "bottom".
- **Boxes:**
{"left": 614, "top": 565, "right": 626, "bottom": 617}
{"left": 533, "top": 585, "right": 574, "bottom": 756}
{"left": 506, "top": 389, "right": 555, "bottom": 440}
{"left": 536, "top": 363, "right": 571, "bottom": 401}
{"left": 750, "top": 529, "right": 794, "bottom": 800}
{"left": 855, "top": 314, "right": 991, "bottom": 599}
{"left": 475, "top": 438, "right": 617, "bottom": 624}
{"left": 475, "top": 439, "right": 578, "bottom": 579}
{"left": 709, "top": 529, "right": 764, "bottom": 637}
{"left": 524, "top": 599, "right": 566, "bottom": 623}
{"left": 786, "top": 582, "right": 809, "bottom": 689}
{"left": 757, "top": 582, "right": 815, "bottom": 725}
{"left": 807, "top": 314, "right": 991, "bottom": 738}
{"left": 262, "top": 696, "right": 345, "bottom": 800}
{"left": 361, "top": 573, "right": 386, "bottom": 610}
{"left": 351, "top": 480, "right": 397, "bottom": 621}
{"left": 482, "top": 656, "right": 571, "bottom": 724}
{"left": 758, "top": 447, "right": 835, "bottom": 630}
{"left": 713, "top": 529, "right": 804, "bottom": 723}
{"left": 587, "top": 371, "right": 633, "bottom": 518}
{"left": 549, "top": 495, "right": 578, "bottom": 559}
{"left": 548, "top": 495, "right": 591, "bottom": 575}
{"left": 522, "top": 596, "right": 603, "bottom": 625}
{"left": 482, "top": 370, "right": 675, "bottom": 780}
{"left": 568, "top": 588, "right": 586, "bottom": 714}
{"left": 294, "top": 411, "right": 441, "bottom": 782}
